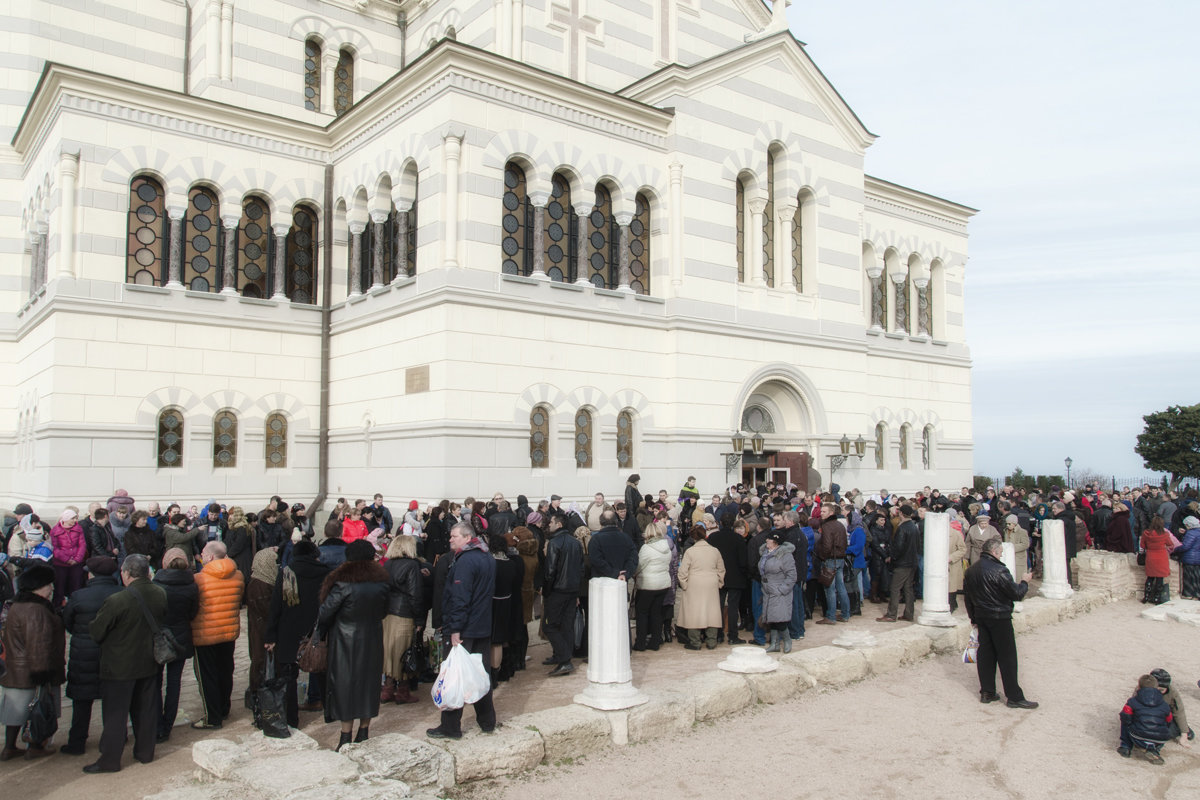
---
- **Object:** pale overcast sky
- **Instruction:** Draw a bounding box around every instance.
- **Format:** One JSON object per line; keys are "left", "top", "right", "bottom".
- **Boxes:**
{"left": 787, "top": 0, "right": 1199, "bottom": 484}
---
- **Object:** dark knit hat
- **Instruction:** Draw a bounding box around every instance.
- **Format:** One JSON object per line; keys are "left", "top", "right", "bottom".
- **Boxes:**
{"left": 13, "top": 502, "right": 33, "bottom": 516}
{"left": 18, "top": 564, "right": 55, "bottom": 592}
{"left": 86, "top": 556, "right": 119, "bottom": 576}
{"left": 344, "top": 539, "right": 376, "bottom": 562}
{"left": 767, "top": 531, "right": 786, "bottom": 544}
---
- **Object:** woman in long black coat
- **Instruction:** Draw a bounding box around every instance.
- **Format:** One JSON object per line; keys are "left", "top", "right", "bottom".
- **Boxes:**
{"left": 153, "top": 548, "right": 199, "bottom": 741}
{"left": 265, "top": 540, "right": 330, "bottom": 727}
{"left": 316, "top": 539, "right": 388, "bottom": 751}
{"left": 60, "top": 558, "right": 123, "bottom": 754}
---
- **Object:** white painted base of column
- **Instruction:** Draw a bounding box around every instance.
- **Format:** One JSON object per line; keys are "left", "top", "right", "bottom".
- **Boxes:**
{"left": 1039, "top": 582, "right": 1074, "bottom": 600}
{"left": 717, "top": 645, "right": 778, "bottom": 673}
{"left": 369, "top": 283, "right": 383, "bottom": 291}
{"left": 530, "top": 271, "right": 550, "bottom": 281}
{"left": 917, "top": 610, "right": 957, "bottom": 627}
{"left": 166, "top": 281, "right": 184, "bottom": 290}
{"left": 573, "top": 681, "right": 648, "bottom": 711}
{"left": 272, "top": 292, "right": 288, "bottom": 301}
{"left": 220, "top": 287, "right": 237, "bottom": 296}
{"left": 617, "top": 284, "right": 633, "bottom": 293}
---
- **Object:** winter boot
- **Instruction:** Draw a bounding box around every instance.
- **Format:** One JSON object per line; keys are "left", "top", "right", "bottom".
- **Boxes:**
{"left": 335, "top": 731, "right": 353, "bottom": 752}
{"left": 394, "top": 685, "right": 420, "bottom": 704}
{"left": 380, "top": 680, "right": 395, "bottom": 703}
{"left": 765, "top": 630, "right": 781, "bottom": 653}
{"left": 354, "top": 726, "right": 369, "bottom": 743}
{"left": 782, "top": 633, "right": 793, "bottom": 654}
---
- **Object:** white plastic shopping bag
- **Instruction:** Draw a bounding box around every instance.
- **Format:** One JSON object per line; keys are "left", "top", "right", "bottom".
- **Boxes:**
{"left": 432, "top": 644, "right": 491, "bottom": 710}
{"left": 961, "top": 626, "right": 979, "bottom": 664}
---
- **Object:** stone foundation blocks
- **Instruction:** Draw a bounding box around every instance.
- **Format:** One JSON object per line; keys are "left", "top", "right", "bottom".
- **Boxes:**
{"left": 872, "top": 627, "right": 932, "bottom": 664}
{"left": 227, "top": 749, "right": 361, "bottom": 797}
{"left": 779, "top": 645, "right": 868, "bottom": 687}
{"left": 509, "top": 704, "right": 612, "bottom": 763}
{"left": 341, "top": 732, "right": 455, "bottom": 788}
{"left": 679, "top": 670, "right": 754, "bottom": 721}
{"left": 741, "top": 663, "right": 815, "bottom": 704}
{"left": 624, "top": 689, "right": 695, "bottom": 742}
{"left": 432, "top": 725, "right": 543, "bottom": 783}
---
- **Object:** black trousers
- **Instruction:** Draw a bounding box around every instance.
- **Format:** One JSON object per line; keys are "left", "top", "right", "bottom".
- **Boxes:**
{"left": 634, "top": 588, "right": 666, "bottom": 645}
{"left": 157, "top": 657, "right": 186, "bottom": 738}
{"left": 97, "top": 676, "right": 159, "bottom": 770}
{"left": 543, "top": 590, "right": 577, "bottom": 666}
{"left": 439, "top": 636, "right": 496, "bottom": 736}
{"left": 67, "top": 697, "right": 95, "bottom": 749}
{"left": 975, "top": 616, "right": 1025, "bottom": 702}
{"left": 719, "top": 587, "right": 743, "bottom": 638}
{"left": 193, "top": 641, "right": 235, "bottom": 724}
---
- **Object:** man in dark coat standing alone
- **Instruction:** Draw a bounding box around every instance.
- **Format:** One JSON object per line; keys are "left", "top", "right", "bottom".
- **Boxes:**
{"left": 708, "top": 513, "right": 748, "bottom": 643}
{"left": 588, "top": 510, "right": 638, "bottom": 581}
{"left": 85, "top": 554, "right": 167, "bottom": 773}
{"left": 964, "top": 537, "right": 1037, "bottom": 710}
{"left": 427, "top": 522, "right": 497, "bottom": 740}
{"left": 60, "top": 557, "right": 124, "bottom": 755}
{"left": 624, "top": 474, "right": 643, "bottom": 543}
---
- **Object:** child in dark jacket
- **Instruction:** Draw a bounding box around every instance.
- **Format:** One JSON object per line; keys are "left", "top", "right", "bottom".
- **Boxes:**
{"left": 1119, "top": 674, "right": 1174, "bottom": 764}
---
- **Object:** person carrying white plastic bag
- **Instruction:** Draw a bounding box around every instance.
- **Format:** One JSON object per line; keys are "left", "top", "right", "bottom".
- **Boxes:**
{"left": 432, "top": 644, "right": 491, "bottom": 710}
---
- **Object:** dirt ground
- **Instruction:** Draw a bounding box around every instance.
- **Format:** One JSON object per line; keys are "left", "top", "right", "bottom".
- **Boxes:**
{"left": 4, "top": 599, "right": 1199, "bottom": 799}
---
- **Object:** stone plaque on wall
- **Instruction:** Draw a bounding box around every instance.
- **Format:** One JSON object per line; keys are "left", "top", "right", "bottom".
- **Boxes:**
{"left": 405, "top": 365, "right": 429, "bottom": 394}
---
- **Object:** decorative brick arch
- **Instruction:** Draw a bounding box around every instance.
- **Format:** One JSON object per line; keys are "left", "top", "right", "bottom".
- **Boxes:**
{"left": 197, "top": 390, "right": 256, "bottom": 423}
{"left": 287, "top": 15, "right": 379, "bottom": 59}
{"left": 564, "top": 385, "right": 607, "bottom": 418}
{"left": 606, "top": 389, "right": 654, "bottom": 429}
{"left": 481, "top": 130, "right": 554, "bottom": 196}
{"left": 514, "top": 383, "right": 570, "bottom": 425}
{"left": 730, "top": 364, "right": 826, "bottom": 435}
{"left": 337, "top": 136, "right": 430, "bottom": 204}
{"left": 101, "top": 146, "right": 197, "bottom": 210}
{"left": 253, "top": 392, "right": 313, "bottom": 431}
{"left": 134, "top": 387, "right": 204, "bottom": 427}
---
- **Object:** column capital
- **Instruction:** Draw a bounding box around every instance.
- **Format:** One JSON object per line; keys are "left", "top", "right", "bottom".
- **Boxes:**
{"left": 220, "top": 214, "right": 240, "bottom": 229}
{"left": 167, "top": 204, "right": 187, "bottom": 221}
{"left": 912, "top": 276, "right": 929, "bottom": 290}
{"left": 57, "top": 150, "right": 80, "bottom": 175}
{"left": 776, "top": 202, "right": 797, "bottom": 221}
{"left": 529, "top": 191, "right": 551, "bottom": 208}
{"left": 614, "top": 210, "right": 633, "bottom": 227}
{"left": 747, "top": 197, "right": 767, "bottom": 216}
{"left": 888, "top": 267, "right": 908, "bottom": 284}
{"left": 272, "top": 222, "right": 291, "bottom": 238}
{"left": 348, "top": 221, "right": 366, "bottom": 236}
{"left": 369, "top": 210, "right": 389, "bottom": 226}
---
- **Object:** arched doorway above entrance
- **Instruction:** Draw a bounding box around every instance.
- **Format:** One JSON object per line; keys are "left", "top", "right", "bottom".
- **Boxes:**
{"left": 731, "top": 365, "right": 826, "bottom": 496}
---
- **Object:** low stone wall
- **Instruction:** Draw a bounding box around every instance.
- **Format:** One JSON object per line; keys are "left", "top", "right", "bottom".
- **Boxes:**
{"left": 175, "top": 560, "right": 1145, "bottom": 799}
{"left": 1072, "top": 549, "right": 1182, "bottom": 598}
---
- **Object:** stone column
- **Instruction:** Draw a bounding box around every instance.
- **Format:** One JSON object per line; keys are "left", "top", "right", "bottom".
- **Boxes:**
{"left": 574, "top": 577, "right": 648, "bottom": 711}
{"left": 500, "top": 0, "right": 513, "bottom": 58}
{"left": 28, "top": 231, "right": 43, "bottom": 292}
{"left": 914, "top": 277, "right": 930, "bottom": 335}
{"left": 442, "top": 134, "right": 461, "bottom": 268}
{"left": 220, "top": 1, "right": 234, "bottom": 81}
{"left": 867, "top": 259, "right": 885, "bottom": 330}
{"left": 369, "top": 211, "right": 387, "bottom": 289}
{"left": 205, "top": 1, "right": 220, "bottom": 79}
{"left": 393, "top": 209, "right": 409, "bottom": 281}
{"left": 615, "top": 210, "right": 633, "bottom": 292}
{"left": 573, "top": 204, "right": 590, "bottom": 285}
{"left": 272, "top": 222, "right": 289, "bottom": 300}
{"left": 348, "top": 222, "right": 365, "bottom": 296}
{"left": 747, "top": 197, "right": 766, "bottom": 286}
{"left": 918, "top": 512, "right": 955, "bottom": 626}
{"left": 529, "top": 191, "right": 549, "bottom": 279}
{"left": 669, "top": 160, "right": 683, "bottom": 290}
{"left": 777, "top": 202, "right": 797, "bottom": 291}
{"left": 166, "top": 205, "right": 185, "bottom": 288}
{"left": 1000, "top": 542, "right": 1024, "bottom": 613}
{"left": 220, "top": 215, "right": 238, "bottom": 294}
{"left": 320, "top": 50, "right": 338, "bottom": 115}
{"left": 1039, "top": 519, "right": 1074, "bottom": 599}
{"left": 890, "top": 268, "right": 908, "bottom": 333}
{"left": 56, "top": 151, "right": 79, "bottom": 280}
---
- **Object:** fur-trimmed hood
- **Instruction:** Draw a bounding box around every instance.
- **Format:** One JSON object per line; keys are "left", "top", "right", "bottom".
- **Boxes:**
{"left": 320, "top": 557, "right": 388, "bottom": 601}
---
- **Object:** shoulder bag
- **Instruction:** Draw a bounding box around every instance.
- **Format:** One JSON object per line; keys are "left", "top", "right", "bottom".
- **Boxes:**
{"left": 297, "top": 622, "right": 327, "bottom": 673}
{"left": 131, "top": 586, "right": 180, "bottom": 665}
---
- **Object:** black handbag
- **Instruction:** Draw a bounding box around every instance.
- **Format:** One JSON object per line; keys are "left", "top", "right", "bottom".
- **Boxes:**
{"left": 1137, "top": 550, "right": 1147, "bottom": 567}
{"left": 254, "top": 654, "right": 291, "bottom": 739}
{"left": 402, "top": 639, "right": 425, "bottom": 679}
{"left": 21, "top": 685, "right": 57, "bottom": 744}
{"left": 131, "top": 586, "right": 180, "bottom": 664}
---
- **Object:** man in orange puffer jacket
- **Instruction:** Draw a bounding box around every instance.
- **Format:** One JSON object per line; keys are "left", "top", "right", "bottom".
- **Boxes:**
{"left": 190, "top": 541, "right": 244, "bottom": 729}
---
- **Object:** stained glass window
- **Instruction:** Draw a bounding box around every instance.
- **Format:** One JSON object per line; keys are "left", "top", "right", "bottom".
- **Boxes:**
{"left": 157, "top": 408, "right": 183, "bottom": 468}
{"left": 874, "top": 422, "right": 886, "bottom": 470}
{"left": 574, "top": 409, "right": 593, "bottom": 469}
{"left": 616, "top": 409, "right": 634, "bottom": 468}
{"left": 393, "top": 183, "right": 417, "bottom": 279}
{"left": 587, "top": 185, "right": 616, "bottom": 288}
{"left": 127, "top": 176, "right": 167, "bottom": 285}
{"left": 530, "top": 405, "right": 550, "bottom": 469}
{"left": 304, "top": 39, "right": 321, "bottom": 111}
{"left": 763, "top": 153, "right": 774, "bottom": 288}
{"left": 184, "top": 186, "right": 220, "bottom": 292}
{"left": 544, "top": 174, "right": 573, "bottom": 282}
{"left": 922, "top": 425, "right": 934, "bottom": 470}
{"left": 896, "top": 273, "right": 910, "bottom": 333}
{"left": 265, "top": 412, "right": 288, "bottom": 469}
{"left": 920, "top": 278, "right": 933, "bottom": 336}
{"left": 791, "top": 192, "right": 804, "bottom": 292}
{"left": 213, "top": 410, "right": 238, "bottom": 468}
{"left": 502, "top": 162, "right": 530, "bottom": 275}
{"left": 899, "top": 423, "right": 910, "bottom": 470}
{"left": 286, "top": 204, "right": 317, "bottom": 303}
{"left": 334, "top": 49, "right": 353, "bottom": 116}
{"left": 630, "top": 193, "right": 650, "bottom": 295}
{"left": 735, "top": 178, "right": 746, "bottom": 283}
{"left": 239, "top": 197, "right": 271, "bottom": 297}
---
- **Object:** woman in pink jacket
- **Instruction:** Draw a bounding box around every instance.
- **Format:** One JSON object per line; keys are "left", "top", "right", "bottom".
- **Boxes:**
{"left": 49, "top": 509, "right": 88, "bottom": 604}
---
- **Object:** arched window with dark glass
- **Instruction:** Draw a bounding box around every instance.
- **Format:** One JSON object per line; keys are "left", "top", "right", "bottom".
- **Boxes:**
{"left": 394, "top": 180, "right": 418, "bottom": 279}
{"left": 265, "top": 412, "right": 288, "bottom": 469}
{"left": 922, "top": 424, "right": 935, "bottom": 470}
{"left": 616, "top": 409, "right": 634, "bottom": 469}
{"left": 303, "top": 39, "right": 321, "bottom": 111}
{"left": 574, "top": 408, "right": 593, "bottom": 469}
{"left": 735, "top": 177, "right": 746, "bottom": 283}
{"left": 238, "top": 197, "right": 271, "bottom": 297}
{"left": 286, "top": 204, "right": 318, "bottom": 303}
{"left": 213, "top": 409, "right": 238, "bottom": 468}
{"left": 587, "top": 184, "right": 616, "bottom": 288}
{"left": 183, "top": 186, "right": 220, "bottom": 292}
{"left": 899, "top": 423, "right": 910, "bottom": 470}
{"left": 763, "top": 152, "right": 775, "bottom": 288}
{"left": 530, "top": 405, "right": 551, "bottom": 469}
{"left": 874, "top": 422, "right": 887, "bottom": 470}
{"left": 126, "top": 176, "right": 167, "bottom": 285}
{"left": 502, "top": 162, "right": 530, "bottom": 275}
{"left": 334, "top": 49, "right": 354, "bottom": 116}
{"left": 157, "top": 407, "right": 184, "bottom": 468}
{"left": 791, "top": 191, "right": 805, "bottom": 292}
{"left": 630, "top": 192, "right": 650, "bottom": 295}
{"left": 544, "top": 173, "right": 574, "bottom": 282}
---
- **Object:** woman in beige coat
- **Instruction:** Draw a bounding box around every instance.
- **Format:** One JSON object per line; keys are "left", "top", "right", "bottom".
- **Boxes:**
{"left": 947, "top": 521, "right": 967, "bottom": 613}
{"left": 1003, "top": 514, "right": 1030, "bottom": 573}
{"left": 674, "top": 525, "right": 725, "bottom": 650}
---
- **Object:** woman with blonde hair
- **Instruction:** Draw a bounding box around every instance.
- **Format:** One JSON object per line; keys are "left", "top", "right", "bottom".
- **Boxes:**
{"left": 224, "top": 506, "right": 255, "bottom": 588}
{"left": 572, "top": 525, "right": 592, "bottom": 660}
{"left": 634, "top": 522, "right": 671, "bottom": 650}
{"left": 381, "top": 535, "right": 423, "bottom": 704}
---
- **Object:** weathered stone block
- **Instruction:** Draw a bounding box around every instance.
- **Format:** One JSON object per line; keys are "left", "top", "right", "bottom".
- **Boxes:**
{"left": 228, "top": 750, "right": 361, "bottom": 797}
{"left": 679, "top": 669, "right": 754, "bottom": 721}
{"left": 779, "top": 645, "right": 868, "bottom": 686}
{"left": 625, "top": 689, "right": 695, "bottom": 743}
{"left": 1019, "top": 597, "right": 1062, "bottom": 629}
{"left": 192, "top": 738, "right": 248, "bottom": 780}
{"left": 145, "top": 783, "right": 246, "bottom": 800}
{"left": 288, "top": 776, "right": 411, "bottom": 800}
{"left": 238, "top": 726, "right": 321, "bottom": 756}
{"left": 509, "top": 704, "right": 612, "bottom": 763}
{"left": 873, "top": 627, "right": 932, "bottom": 664}
{"left": 341, "top": 732, "right": 455, "bottom": 788}
{"left": 861, "top": 642, "right": 905, "bottom": 676}
{"left": 924, "top": 621, "right": 972, "bottom": 654}
{"left": 742, "top": 664, "right": 813, "bottom": 703}
{"left": 433, "top": 726, "right": 543, "bottom": 783}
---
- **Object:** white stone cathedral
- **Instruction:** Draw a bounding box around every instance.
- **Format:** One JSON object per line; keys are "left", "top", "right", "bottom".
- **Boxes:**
{"left": 2, "top": 0, "right": 975, "bottom": 509}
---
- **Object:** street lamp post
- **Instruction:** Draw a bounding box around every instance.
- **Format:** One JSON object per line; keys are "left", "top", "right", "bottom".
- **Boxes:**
{"left": 722, "top": 431, "right": 747, "bottom": 484}
{"left": 1064, "top": 457, "right": 1073, "bottom": 489}
{"left": 828, "top": 433, "right": 867, "bottom": 488}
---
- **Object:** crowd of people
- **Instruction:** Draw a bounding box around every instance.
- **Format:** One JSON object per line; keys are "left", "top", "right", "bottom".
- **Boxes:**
{"left": 0, "top": 479, "right": 1197, "bottom": 764}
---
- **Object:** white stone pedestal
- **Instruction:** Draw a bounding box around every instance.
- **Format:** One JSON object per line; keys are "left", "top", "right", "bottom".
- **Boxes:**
{"left": 918, "top": 512, "right": 956, "bottom": 627}
{"left": 831, "top": 629, "right": 878, "bottom": 649}
{"left": 1039, "top": 519, "right": 1074, "bottom": 599}
{"left": 718, "top": 645, "right": 779, "bottom": 673}
{"left": 574, "top": 577, "right": 647, "bottom": 710}
{"left": 1000, "top": 542, "right": 1024, "bottom": 613}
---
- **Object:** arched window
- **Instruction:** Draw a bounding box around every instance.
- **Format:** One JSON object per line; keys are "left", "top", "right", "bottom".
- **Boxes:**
{"left": 616, "top": 409, "right": 634, "bottom": 468}
{"left": 334, "top": 49, "right": 354, "bottom": 116}
{"left": 184, "top": 186, "right": 220, "bottom": 292}
{"left": 735, "top": 176, "right": 747, "bottom": 283}
{"left": 530, "top": 405, "right": 551, "bottom": 469}
{"left": 574, "top": 409, "right": 593, "bottom": 469}
{"left": 629, "top": 192, "right": 650, "bottom": 295}
{"left": 265, "top": 412, "right": 288, "bottom": 469}
{"left": 922, "top": 424, "right": 935, "bottom": 470}
{"left": 501, "top": 162, "right": 531, "bottom": 275}
{"left": 762, "top": 152, "right": 775, "bottom": 288}
{"left": 544, "top": 173, "right": 573, "bottom": 282}
{"left": 899, "top": 423, "right": 910, "bottom": 470}
{"left": 303, "top": 39, "right": 321, "bottom": 111}
{"left": 395, "top": 179, "right": 418, "bottom": 279}
{"left": 213, "top": 409, "right": 238, "bottom": 468}
{"left": 286, "top": 204, "right": 318, "bottom": 303}
{"left": 874, "top": 422, "right": 887, "bottom": 470}
{"left": 897, "top": 272, "right": 911, "bottom": 334}
{"left": 157, "top": 408, "right": 184, "bottom": 468}
{"left": 792, "top": 190, "right": 809, "bottom": 292}
{"left": 587, "top": 184, "right": 616, "bottom": 288}
{"left": 126, "top": 176, "right": 167, "bottom": 285}
{"left": 239, "top": 197, "right": 271, "bottom": 297}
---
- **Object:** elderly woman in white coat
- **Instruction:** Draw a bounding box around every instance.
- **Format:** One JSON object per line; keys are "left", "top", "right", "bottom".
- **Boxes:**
{"left": 634, "top": 522, "right": 672, "bottom": 651}
{"left": 674, "top": 524, "right": 725, "bottom": 650}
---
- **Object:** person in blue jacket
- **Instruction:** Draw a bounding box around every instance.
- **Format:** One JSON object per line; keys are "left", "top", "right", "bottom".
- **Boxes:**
{"left": 1119, "top": 674, "right": 1175, "bottom": 764}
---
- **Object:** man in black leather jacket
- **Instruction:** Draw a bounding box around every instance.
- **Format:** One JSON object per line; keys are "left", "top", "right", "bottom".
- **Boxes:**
{"left": 541, "top": 514, "right": 583, "bottom": 676}
{"left": 964, "top": 537, "right": 1037, "bottom": 709}
{"left": 878, "top": 505, "right": 920, "bottom": 622}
